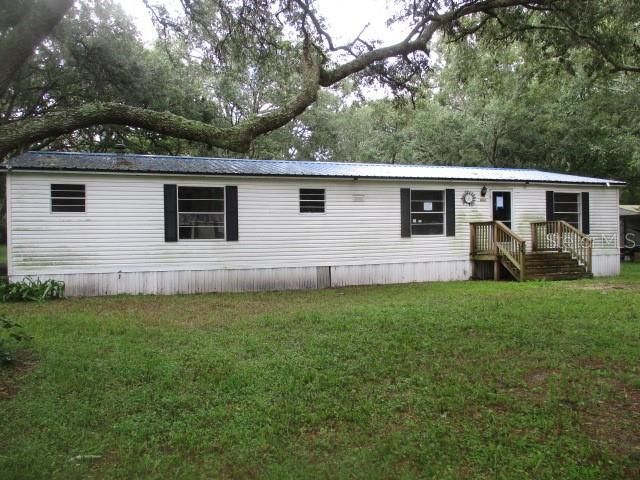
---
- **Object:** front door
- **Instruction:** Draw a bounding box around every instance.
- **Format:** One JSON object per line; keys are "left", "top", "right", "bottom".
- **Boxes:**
{"left": 492, "top": 191, "right": 511, "bottom": 228}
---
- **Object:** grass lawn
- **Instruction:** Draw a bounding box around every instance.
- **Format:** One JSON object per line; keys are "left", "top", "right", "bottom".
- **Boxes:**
{"left": 1, "top": 266, "right": 639, "bottom": 479}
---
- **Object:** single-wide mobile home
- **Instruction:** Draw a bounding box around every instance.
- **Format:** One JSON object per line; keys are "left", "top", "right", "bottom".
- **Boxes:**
{"left": 2, "top": 152, "right": 624, "bottom": 296}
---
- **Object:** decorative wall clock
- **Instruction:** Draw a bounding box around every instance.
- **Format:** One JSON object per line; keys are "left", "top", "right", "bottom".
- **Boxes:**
{"left": 461, "top": 191, "right": 477, "bottom": 206}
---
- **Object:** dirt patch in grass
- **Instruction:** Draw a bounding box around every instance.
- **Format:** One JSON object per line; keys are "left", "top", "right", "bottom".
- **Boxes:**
{"left": 524, "top": 368, "right": 559, "bottom": 387}
{"left": 15, "top": 291, "right": 353, "bottom": 330}
{"left": 574, "top": 356, "right": 633, "bottom": 374}
{"left": 578, "top": 357, "right": 608, "bottom": 370}
{"left": 571, "top": 283, "right": 640, "bottom": 292}
{"left": 518, "top": 361, "right": 640, "bottom": 464}
{"left": 504, "top": 368, "right": 559, "bottom": 404}
{"left": 499, "top": 366, "right": 640, "bottom": 475}
{"left": 0, "top": 352, "right": 37, "bottom": 401}
{"left": 579, "top": 379, "right": 640, "bottom": 456}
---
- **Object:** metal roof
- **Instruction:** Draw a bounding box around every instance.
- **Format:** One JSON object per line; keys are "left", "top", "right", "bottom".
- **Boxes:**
{"left": 2, "top": 151, "right": 626, "bottom": 186}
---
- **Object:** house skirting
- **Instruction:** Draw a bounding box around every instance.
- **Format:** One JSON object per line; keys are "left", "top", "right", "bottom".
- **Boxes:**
{"left": 8, "top": 254, "right": 618, "bottom": 297}
{"left": 9, "top": 259, "right": 472, "bottom": 297}
{"left": 591, "top": 253, "right": 620, "bottom": 277}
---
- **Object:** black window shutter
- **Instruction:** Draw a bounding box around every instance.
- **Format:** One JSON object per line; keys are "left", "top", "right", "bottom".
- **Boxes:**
{"left": 400, "top": 188, "right": 411, "bottom": 237}
{"left": 164, "top": 184, "right": 178, "bottom": 242}
{"left": 545, "top": 191, "right": 554, "bottom": 221}
{"left": 581, "top": 192, "right": 590, "bottom": 234}
{"left": 225, "top": 185, "right": 238, "bottom": 241}
{"left": 445, "top": 188, "right": 455, "bottom": 236}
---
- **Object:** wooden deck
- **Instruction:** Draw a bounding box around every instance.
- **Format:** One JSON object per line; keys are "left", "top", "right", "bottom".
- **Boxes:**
{"left": 470, "top": 221, "right": 592, "bottom": 281}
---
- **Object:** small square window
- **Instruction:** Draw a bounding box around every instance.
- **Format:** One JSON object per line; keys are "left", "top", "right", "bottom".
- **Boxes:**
{"left": 300, "top": 188, "right": 325, "bottom": 213}
{"left": 51, "top": 184, "right": 85, "bottom": 212}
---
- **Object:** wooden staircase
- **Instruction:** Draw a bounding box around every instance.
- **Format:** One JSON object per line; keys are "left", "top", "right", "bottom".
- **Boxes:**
{"left": 523, "top": 252, "right": 592, "bottom": 281}
{"left": 470, "top": 220, "right": 593, "bottom": 282}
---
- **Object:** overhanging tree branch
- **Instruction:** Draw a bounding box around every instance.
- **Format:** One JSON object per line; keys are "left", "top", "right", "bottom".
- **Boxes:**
{"left": 0, "top": 46, "right": 322, "bottom": 157}
{"left": 320, "top": 0, "right": 551, "bottom": 86}
{"left": 550, "top": 12, "right": 640, "bottom": 73}
{"left": 4, "top": 0, "right": 628, "bottom": 158}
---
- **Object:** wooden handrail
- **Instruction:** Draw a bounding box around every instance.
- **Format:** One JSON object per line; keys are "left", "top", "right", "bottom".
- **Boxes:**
{"left": 494, "top": 221, "right": 527, "bottom": 281}
{"left": 559, "top": 219, "right": 588, "bottom": 238}
{"left": 496, "top": 244, "right": 520, "bottom": 271}
{"left": 495, "top": 221, "right": 526, "bottom": 243}
{"left": 471, "top": 220, "right": 526, "bottom": 281}
{"left": 531, "top": 220, "right": 592, "bottom": 273}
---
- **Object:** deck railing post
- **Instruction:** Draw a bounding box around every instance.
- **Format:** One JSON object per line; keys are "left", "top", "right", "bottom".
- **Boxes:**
{"left": 558, "top": 221, "right": 563, "bottom": 252}
{"left": 470, "top": 223, "right": 476, "bottom": 255}
{"left": 520, "top": 240, "right": 526, "bottom": 281}
{"left": 531, "top": 223, "right": 536, "bottom": 251}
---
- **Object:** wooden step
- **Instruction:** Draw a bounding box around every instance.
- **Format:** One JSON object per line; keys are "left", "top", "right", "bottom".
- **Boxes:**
{"left": 526, "top": 257, "right": 577, "bottom": 264}
{"left": 525, "top": 272, "right": 592, "bottom": 281}
{"left": 526, "top": 271, "right": 588, "bottom": 278}
{"left": 525, "top": 254, "right": 573, "bottom": 262}
{"left": 523, "top": 251, "right": 591, "bottom": 280}
{"left": 527, "top": 255, "right": 578, "bottom": 261}
{"left": 526, "top": 263, "right": 583, "bottom": 270}
{"left": 501, "top": 250, "right": 591, "bottom": 281}
{"left": 525, "top": 264, "right": 586, "bottom": 271}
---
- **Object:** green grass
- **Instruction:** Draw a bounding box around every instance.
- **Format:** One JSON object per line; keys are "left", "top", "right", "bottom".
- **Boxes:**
{"left": 1, "top": 265, "right": 639, "bottom": 479}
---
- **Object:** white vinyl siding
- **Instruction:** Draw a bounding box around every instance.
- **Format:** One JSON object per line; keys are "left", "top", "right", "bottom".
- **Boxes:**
{"left": 6, "top": 172, "right": 620, "bottom": 279}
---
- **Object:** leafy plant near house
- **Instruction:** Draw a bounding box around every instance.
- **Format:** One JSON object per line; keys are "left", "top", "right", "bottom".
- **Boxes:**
{"left": 0, "top": 314, "right": 32, "bottom": 365}
{"left": 0, "top": 278, "right": 65, "bottom": 302}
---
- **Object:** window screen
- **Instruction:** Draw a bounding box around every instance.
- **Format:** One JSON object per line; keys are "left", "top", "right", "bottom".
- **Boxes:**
{"left": 411, "top": 190, "right": 444, "bottom": 235}
{"left": 51, "top": 184, "right": 85, "bottom": 212}
{"left": 299, "top": 188, "right": 325, "bottom": 213}
{"left": 178, "top": 186, "right": 225, "bottom": 239}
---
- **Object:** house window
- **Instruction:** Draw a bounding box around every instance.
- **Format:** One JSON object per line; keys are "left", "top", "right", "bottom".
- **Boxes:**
{"left": 411, "top": 190, "right": 444, "bottom": 235}
{"left": 553, "top": 192, "right": 580, "bottom": 229}
{"left": 51, "top": 184, "right": 85, "bottom": 212}
{"left": 178, "top": 186, "right": 225, "bottom": 239}
{"left": 299, "top": 188, "right": 325, "bottom": 213}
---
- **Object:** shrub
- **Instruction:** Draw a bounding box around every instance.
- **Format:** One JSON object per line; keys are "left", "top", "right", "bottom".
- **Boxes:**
{"left": 0, "top": 315, "right": 32, "bottom": 365}
{"left": 0, "top": 278, "right": 65, "bottom": 302}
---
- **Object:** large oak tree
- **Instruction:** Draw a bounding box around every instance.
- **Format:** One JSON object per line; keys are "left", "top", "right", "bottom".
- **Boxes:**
{"left": 0, "top": 0, "right": 637, "bottom": 158}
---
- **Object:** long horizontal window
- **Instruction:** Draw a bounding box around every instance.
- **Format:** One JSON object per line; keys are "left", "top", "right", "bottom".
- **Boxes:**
{"left": 300, "top": 188, "right": 325, "bottom": 213}
{"left": 178, "top": 186, "right": 224, "bottom": 240}
{"left": 411, "top": 190, "right": 444, "bottom": 235}
{"left": 553, "top": 192, "right": 580, "bottom": 230}
{"left": 51, "top": 184, "right": 85, "bottom": 212}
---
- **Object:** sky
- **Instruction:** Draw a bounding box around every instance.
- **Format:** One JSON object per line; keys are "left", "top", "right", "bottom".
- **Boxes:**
{"left": 113, "top": 0, "right": 407, "bottom": 46}
{"left": 112, "top": 0, "right": 412, "bottom": 100}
